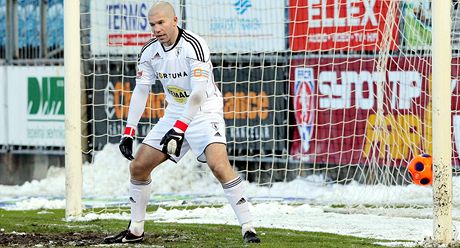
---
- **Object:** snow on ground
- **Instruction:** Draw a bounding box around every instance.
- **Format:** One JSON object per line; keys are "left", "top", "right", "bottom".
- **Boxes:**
{"left": 1, "top": 144, "right": 460, "bottom": 245}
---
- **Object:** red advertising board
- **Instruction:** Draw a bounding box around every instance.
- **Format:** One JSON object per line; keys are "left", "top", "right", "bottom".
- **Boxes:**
{"left": 289, "top": 0, "right": 399, "bottom": 51}
{"left": 108, "top": 33, "right": 152, "bottom": 46}
{"left": 290, "top": 57, "right": 460, "bottom": 166}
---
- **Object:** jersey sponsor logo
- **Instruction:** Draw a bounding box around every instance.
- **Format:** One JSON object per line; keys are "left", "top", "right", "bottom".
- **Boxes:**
{"left": 166, "top": 86, "right": 190, "bottom": 104}
{"left": 155, "top": 71, "right": 188, "bottom": 80}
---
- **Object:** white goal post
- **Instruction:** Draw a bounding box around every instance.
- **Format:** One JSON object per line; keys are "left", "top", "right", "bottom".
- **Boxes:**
{"left": 432, "top": 0, "right": 453, "bottom": 244}
{"left": 64, "top": 0, "right": 457, "bottom": 245}
{"left": 64, "top": 0, "right": 82, "bottom": 219}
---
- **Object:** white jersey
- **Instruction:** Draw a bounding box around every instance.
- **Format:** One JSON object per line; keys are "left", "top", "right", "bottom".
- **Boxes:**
{"left": 136, "top": 28, "right": 223, "bottom": 118}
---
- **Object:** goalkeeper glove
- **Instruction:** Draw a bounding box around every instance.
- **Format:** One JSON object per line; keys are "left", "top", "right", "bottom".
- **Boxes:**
{"left": 160, "top": 120, "right": 188, "bottom": 157}
{"left": 119, "top": 126, "right": 135, "bottom": 160}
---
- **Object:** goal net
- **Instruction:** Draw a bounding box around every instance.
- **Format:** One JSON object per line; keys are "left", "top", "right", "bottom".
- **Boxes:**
{"left": 76, "top": 0, "right": 459, "bottom": 242}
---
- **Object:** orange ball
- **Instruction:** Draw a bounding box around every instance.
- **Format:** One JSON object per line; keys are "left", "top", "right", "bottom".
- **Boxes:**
{"left": 407, "top": 154, "right": 432, "bottom": 186}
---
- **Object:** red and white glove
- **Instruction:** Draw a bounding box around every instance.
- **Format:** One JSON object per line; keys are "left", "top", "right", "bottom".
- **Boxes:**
{"left": 119, "top": 126, "right": 135, "bottom": 160}
{"left": 160, "top": 120, "right": 188, "bottom": 156}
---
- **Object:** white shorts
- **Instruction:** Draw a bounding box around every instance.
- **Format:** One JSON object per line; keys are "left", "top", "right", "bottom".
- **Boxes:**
{"left": 143, "top": 113, "right": 227, "bottom": 163}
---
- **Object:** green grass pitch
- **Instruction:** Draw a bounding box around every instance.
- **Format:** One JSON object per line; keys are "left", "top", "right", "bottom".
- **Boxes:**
{"left": 0, "top": 208, "right": 413, "bottom": 247}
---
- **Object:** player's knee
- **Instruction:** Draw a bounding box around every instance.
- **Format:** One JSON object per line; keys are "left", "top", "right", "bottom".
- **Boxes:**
{"left": 129, "top": 159, "right": 149, "bottom": 180}
{"left": 209, "top": 163, "right": 228, "bottom": 179}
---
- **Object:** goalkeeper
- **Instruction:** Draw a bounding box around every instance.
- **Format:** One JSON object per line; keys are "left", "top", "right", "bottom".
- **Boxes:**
{"left": 104, "top": 1, "right": 260, "bottom": 244}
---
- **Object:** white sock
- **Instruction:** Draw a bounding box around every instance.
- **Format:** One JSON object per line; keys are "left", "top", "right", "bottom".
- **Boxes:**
{"left": 129, "top": 178, "right": 152, "bottom": 236}
{"left": 223, "top": 176, "right": 254, "bottom": 235}
{"left": 242, "top": 221, "right": 256, "bottom": 236}
{"left": 129, "top": 220, "right": 145, "bottom": 236}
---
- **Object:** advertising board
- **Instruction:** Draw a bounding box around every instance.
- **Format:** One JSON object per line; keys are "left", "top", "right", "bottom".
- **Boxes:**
{"left": 7, "top": 66, "right": 65, "bottom": 147}
{"left": 291, "top": 57, "right": 460, "bottom": 165}
{"left": 289, "top": 0, "right": 399, "bottom": 51}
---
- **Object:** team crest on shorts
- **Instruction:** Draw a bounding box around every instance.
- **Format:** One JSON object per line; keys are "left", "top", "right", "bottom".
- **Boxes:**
{"left": 211, "top": 122, "right": 219, "bottom": 131}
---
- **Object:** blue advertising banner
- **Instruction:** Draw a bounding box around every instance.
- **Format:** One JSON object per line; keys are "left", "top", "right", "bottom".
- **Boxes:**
{"left": 90, "top": 0, "right": 181, "bottom": 55}
{"left": 186, "top": 0, "right": 286, "bottom": 52}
